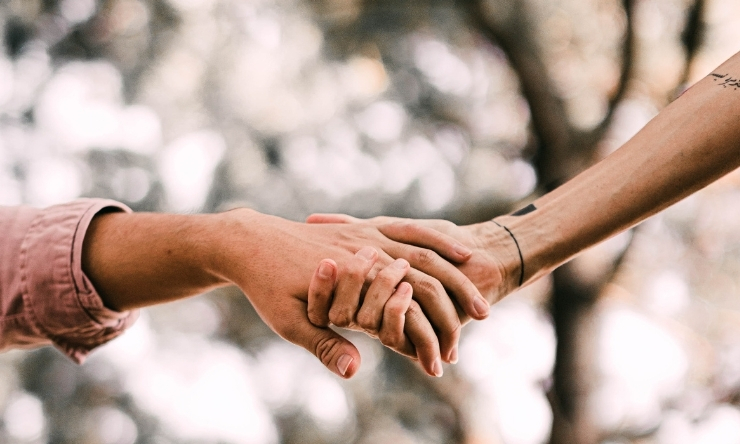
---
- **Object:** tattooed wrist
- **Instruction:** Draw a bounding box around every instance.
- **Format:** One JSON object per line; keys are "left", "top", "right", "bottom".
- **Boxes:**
{"left": 511, "top": 203, "right": 537, "bottom": 216}
{"left": 491, "top": 221, "right": 524, "bottom": 287}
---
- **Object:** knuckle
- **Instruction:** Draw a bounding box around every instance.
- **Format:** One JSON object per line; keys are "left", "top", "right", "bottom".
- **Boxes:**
{"left": 385, "top": 300, "right": 406, "bottom": 320}
{"left": 405, "top": 303, "right": 438, "bottom": 351}
{"left": 307, "top": 311, "right": 326, "bottom": 327}
{"left": 404, "top": 222, "right": 424, "bottom": 236}
{"left": 374, "top": 270, "right": 398, "bottom": 289}
{"left": 445, "top": 320, "right": 462, "bottom": 344}
{"left": 312, "top": 333, "right": 343, "bottom": 366}
{"left": 413, "top": 248, "right": 438, "bottom": 267}
{"left": 432, "top": 308, "right": 461, "bottom": 342}
{"left": 379, "top": 330, "right": 402, "bottom": 349}
{"left": 386, "top": 306, "right": 402, "bottom": 321}
{"left": 356, "top": 311, "right": 378, "bottom": 332}
{"left": 329, "top": 307, "right": 353, "bottom": 328}
{"left": 415, "top": 277, "right": 444, "bottom": 299}
{"left": 345, "top": 263, "right": 367, "bottom": 282}
{"left": 414, "top": 336, "right": 437, "bottom": 356}
{"left": 453, "top": 272, "right": 474, "bottom": 292}
{"left": 405, "top": 301, "right": 425, "bottom": 323}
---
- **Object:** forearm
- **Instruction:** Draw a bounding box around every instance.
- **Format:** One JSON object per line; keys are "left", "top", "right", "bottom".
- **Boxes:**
{"left": 495, "top": 51, "right": 740, "bottom": 285}
{"left": 82, "top": 208, "right": 479, "bottom": 375}
{"left": 82, "top": 212, "right": 230, "bottom": 311}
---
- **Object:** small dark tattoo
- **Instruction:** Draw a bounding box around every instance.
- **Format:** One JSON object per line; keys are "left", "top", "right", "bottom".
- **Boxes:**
{"left": 710, "top": 72, "right": 740, "bottom": 90}
{"left": 492, "top": 220, "right": 525, "bottom": 287}
{"left": 512, "top": 204, "right": 537, "bottom": 216}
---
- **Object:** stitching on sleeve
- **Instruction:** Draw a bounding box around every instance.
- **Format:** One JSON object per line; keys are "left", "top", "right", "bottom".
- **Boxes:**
{"left": 18, "top": 210, "right": 53, "bottom": 343}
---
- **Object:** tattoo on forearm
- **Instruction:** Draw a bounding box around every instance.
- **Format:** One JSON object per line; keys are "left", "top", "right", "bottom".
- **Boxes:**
{"left": 492, "top": 220, "right": 524, "bottom": 287}
{"left": 710, "top": 73, "right": 740, "bottom": 90}
{"left": 491, "top": 204, "right": 535, "bottom": 287}
{"left": 512, "top": 204, "right": 537, "bottom": 216}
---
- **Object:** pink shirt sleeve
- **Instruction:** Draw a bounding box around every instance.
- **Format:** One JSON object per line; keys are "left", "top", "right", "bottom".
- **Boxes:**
{"left": 0, "top": 199, "right": 139, "bottom": 363}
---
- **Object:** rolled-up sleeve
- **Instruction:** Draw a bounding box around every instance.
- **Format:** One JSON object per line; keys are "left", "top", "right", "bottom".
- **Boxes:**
{"left": 0, "top": 199, "right": 139, "bottom": 363}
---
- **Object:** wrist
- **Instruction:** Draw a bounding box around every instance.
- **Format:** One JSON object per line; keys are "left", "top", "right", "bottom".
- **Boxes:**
{"left": 206, "top": 208, "right": 303, "bottom": 295}
{"left": 183, "top": 212, "right": 236, "bottom": 288}
{"left": 469, "top": 221, "right": 523, "bottom": 299}
{"left": 204, "top": 208, "right": 263, "bottom": 287}
{"left": 491, "top": 220, "right": 525, "bottom": 287}
{"left": 493, "top": 209, "right": 570, "bottom": 285}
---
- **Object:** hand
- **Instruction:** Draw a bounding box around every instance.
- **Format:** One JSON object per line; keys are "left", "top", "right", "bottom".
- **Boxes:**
{"left": 306, "top": 214, "right": 522, "bottom": 325}
{"left": 213, "top": 209, "right": 486, "bottom": 374}
{"left": 308, "top": 248, "right": 445, "bottom": 378}
{"left": 306, "top": 248, "right": 447, "bottom": 377}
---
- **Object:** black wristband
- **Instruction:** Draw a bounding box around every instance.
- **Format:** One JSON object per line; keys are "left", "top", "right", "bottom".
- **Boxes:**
{"left": 492, "top": 220, "right": 524, "bottom": 287}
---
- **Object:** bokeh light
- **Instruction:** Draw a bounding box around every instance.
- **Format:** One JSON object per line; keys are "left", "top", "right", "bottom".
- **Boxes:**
{"left": 2, "top": 0, "right": 740, "bottom": 443}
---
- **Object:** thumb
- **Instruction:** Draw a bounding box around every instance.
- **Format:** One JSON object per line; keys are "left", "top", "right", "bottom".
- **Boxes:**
{"left": 281, "top": 304, "right": 362, "bottom": 378}
{"left": 306, "top": 213, "right": 359, "bottom": 224}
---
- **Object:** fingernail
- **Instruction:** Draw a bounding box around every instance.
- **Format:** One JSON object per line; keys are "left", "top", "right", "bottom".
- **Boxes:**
{"left": 392, "top": 258, "right": 409, "bottom": 270}
{"left": 454, "top": 243, "right": 472, "bottom": 257}
{"left": 397, "top": 282, "right": 412, "bottom": 296}
{"left": 474, "top": 296, "right": 489, "bottom": 318}
{"left": 337, "top": 354, "right": 353, "bottom": 376}
{"left": 432, "top": 357, "right": 444, "bottom": 377}
{"left": 318, "top": 262, "right": 334, "bottom": 279}
{"left": 356, "top": 247, "right": 377, "bottom": 261}
{"left": 449, "top": 346, "right": 459, "bottom": 364}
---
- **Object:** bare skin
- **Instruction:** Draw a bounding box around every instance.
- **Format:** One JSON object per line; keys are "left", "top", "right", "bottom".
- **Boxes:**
{"left": 308, "top": 50, "right": 740, "bottom": 339}
{"left": 307, "top": 254, "right": 422, "bottom": 375}
{"left": 81, "top": 208, "right": 484, "bottom": 378}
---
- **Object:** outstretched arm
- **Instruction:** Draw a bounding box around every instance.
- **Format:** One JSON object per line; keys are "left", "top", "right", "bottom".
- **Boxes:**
{"left": 491, "top": 50, "right": 740, "bottom": 291}
{"left": 81, "top": 208, "right": 481, "bottom": 376}
{"left": 310, "top": 50, "right": 740, "bottom": 309}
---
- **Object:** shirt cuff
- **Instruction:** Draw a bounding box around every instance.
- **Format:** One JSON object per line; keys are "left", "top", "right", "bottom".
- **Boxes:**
{"left": 20, "top": 199, "right": 139, "bottom": 363}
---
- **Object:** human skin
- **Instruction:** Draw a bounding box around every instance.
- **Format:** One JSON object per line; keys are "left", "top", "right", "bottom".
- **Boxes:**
{"left": 308, "top": 50, "right": 740, "bottom": 329}
{"left": 81, "top": 208, "right": 487, "bottom": 378}
{"left": 308, "top": 254, "right": 419, "bottom": 375}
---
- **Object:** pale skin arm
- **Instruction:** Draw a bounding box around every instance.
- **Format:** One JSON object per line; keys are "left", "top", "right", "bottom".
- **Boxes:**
{"left": 493, "top": 50, "right": 740, "bottom": 290}
{"left": 81, "top": 208, "right": 483, "bottom": 377}
{"left": 309, "top": 50, "right": 740, "bottom": 313}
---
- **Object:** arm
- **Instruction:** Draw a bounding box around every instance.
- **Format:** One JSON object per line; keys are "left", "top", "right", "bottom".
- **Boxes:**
{"left": 0, "top": 200, "right": 137, "bottom": 362}
{"left": 81, "top": 208, "right": 481, "bottom": 376}
{"left": 309, "top": 50, "right": 740, "bottom": 308}
{"left": 491, "top": 50, "right": 740, "bottom": 291}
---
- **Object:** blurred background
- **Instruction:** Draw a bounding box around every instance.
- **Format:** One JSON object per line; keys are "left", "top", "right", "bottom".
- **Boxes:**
{"left": 1, "top": 0, "right": 740, "bottom": 442}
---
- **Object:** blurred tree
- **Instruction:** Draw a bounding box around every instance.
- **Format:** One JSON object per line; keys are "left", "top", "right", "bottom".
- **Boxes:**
{"left": 0, "top": 0, "right": 728, "bottom": 443}
{"left": 308, "top": 0, "right": 707, "bottom": 442}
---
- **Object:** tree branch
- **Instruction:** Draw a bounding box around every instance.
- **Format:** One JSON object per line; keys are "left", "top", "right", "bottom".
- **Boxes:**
{"left": 580, "top": 0, "right": 636, "bottom": 148}
{"left": 466, "top": 0, "right": 579, "bottom": 189}
{"left": 677, "top": 0, "right": 707, "bottom": 90}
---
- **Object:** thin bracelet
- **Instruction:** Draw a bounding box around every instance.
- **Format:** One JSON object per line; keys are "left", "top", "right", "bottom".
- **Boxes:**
{"left": 492, "top": 220, "right": 524, "bottom": 287}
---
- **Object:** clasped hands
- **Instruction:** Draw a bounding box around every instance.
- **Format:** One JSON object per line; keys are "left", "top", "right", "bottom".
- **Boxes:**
{"left": 219, "top": 209, "right": 522, "bottom": 380}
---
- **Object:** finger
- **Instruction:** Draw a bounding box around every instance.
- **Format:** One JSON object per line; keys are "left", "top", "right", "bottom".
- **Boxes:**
{"left": 280, "top": 300, "right": 361, "bottom": 379}
{"left": 403, "top": 299, "right": 443, "bottom": 377}
{"left": 306, "top": 213, "right": 359, "bottom": 224}
{"left": 392, "top": 243, "right": 488, "bottom": 322}
{"left": 379, "top": 221, "right": 472, "bottom": 263}
{"left": 307, "top": 213, "right": 450, "bottom": 234}
{"left": 328, "top": 247, "right": 378, "bottom": 328}
{"left": 404, "top": 268, "right": 462, "bottom": 363}
{"left": 307, "top": 259, "right": 337, "bottom": 327}
{"left": 378, "top": 282, "right": 415, "bottom": 357}
{"left": 357, "top": 258, "right": 410, "bottom": 334}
